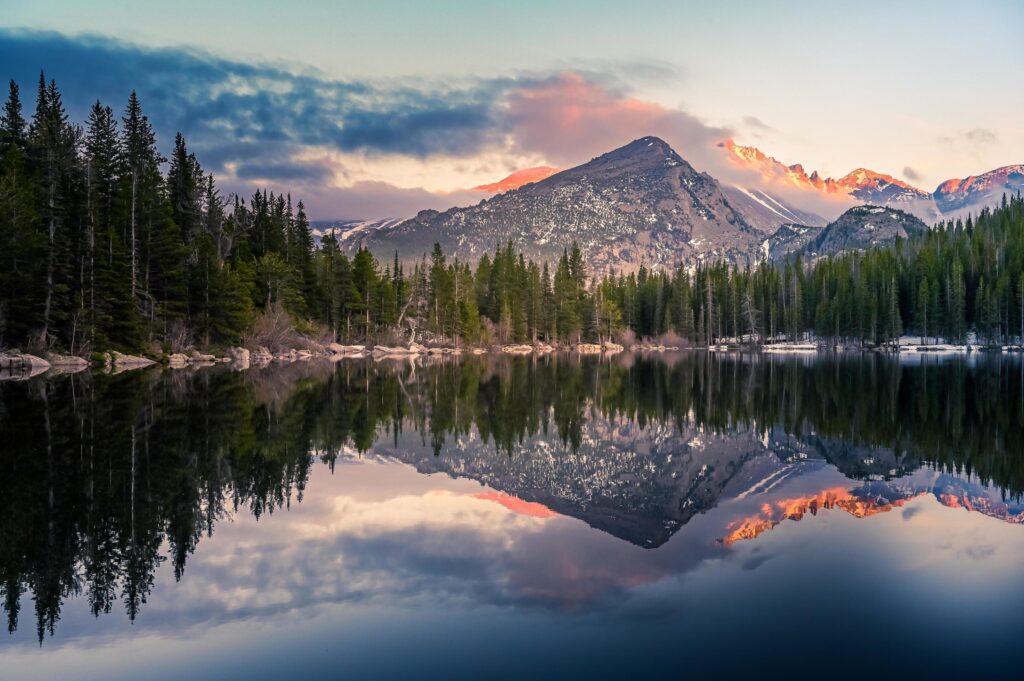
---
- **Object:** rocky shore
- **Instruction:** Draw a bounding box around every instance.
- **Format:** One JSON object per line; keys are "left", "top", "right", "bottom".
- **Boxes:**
{"left": 0, "top": 339, "right": 688, "bottom": 381}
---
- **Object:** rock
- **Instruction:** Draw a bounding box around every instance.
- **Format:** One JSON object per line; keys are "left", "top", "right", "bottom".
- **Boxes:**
{"left": 110, "top": 351, "right": 155, "bottom": 367}
{"left": 373, "top": 345, "right": 418, "bottom": 356}
{"left": 0, "top": 352, "right": 51, "bottom": 380}
{"left": 0, "top": 352, "right": 51, "bottom": 370}
{"left": 602, "top": 342, "right": 624, "bottom": 353}
{"left": 575, "top": 343, "right": 602, "bottom": 354}
{"left": 227, "top": 347, "right": 250, "bottom": 363}
{"left": 470, "top": 347, "right": 487, "bottom": 355}
{"left": 46, "top": 353, "right": 89, "bottom": 367}
{"left": 168, "top": 353, "right": 190, "bottom": 367}
{"left": 189, "top": 350, "right": 216, "bottom": 362}
{"left": 328, "top": 343, "right": 367, "bottom": 355}
{"left": 502, "top": 344, "right": 533, "bottom": 355}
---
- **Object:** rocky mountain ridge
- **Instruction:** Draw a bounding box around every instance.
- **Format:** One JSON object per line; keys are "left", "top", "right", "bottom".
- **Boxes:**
{"left": 348, "top": 137, "right": 768, "bottom": 271}
{"left": 720, "top": 137, "right": 1021, "bottom": 221}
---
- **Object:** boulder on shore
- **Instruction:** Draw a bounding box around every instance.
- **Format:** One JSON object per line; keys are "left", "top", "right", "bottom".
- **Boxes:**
{"left": 46, "top": 353, "right": 89, "bottom": 367}
{"left": 168, "top": 353, "right": 190, "bottom": 367}
{"left": 502, "top": 344, "right": 533, "bottom": 355}
{"left": 0, "top": 352, "right": 51, "bottom": 380}
{"left": 189, "top": 349, "right": 216, "bottom": 363}
{"left": 328, "top": 343, "right": 367, "bottom": 357}
{"left": 372, "top": 344, "right": 426, "bottom": 356}
{"left": 227, "top": 347, "right": 250, "bottom": 363}
{"left": 110, "top": 351, "right": 156, "bottom": 368}
{"left": 575, "top": 343, "right": 602, "bottom": 354}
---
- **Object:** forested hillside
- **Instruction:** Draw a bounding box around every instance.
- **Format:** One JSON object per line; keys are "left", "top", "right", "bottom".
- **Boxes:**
{"left": 2, "top": 75, "right": 1024, "bottom": 353}
{"left": 0, "top": 74, "right": 320, "bottom": 353}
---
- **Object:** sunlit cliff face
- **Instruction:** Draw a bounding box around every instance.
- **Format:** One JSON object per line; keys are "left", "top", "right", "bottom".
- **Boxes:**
{"left": 936, "top": 164, "right": 1024, "bottom": 195}
{"left": 717, "top": 138, "right": 926, "bottom": 199}
{"left": 473, "top": 166, "right": 559, "bottom": 193}
{"left": 722, "top": 485, "right": 1024, "bottom": 546}
{"left": 722, "top": 487, "right": 923, "bottom": 546}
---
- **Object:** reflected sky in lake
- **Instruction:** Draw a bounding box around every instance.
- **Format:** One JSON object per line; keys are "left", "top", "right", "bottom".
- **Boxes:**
{"left": 2, "top": 353, "right": 1024, "bottom": 679}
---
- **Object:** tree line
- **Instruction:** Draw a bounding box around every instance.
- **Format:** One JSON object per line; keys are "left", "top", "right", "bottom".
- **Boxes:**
{"left": 322, "top": 194, "right": 1024, "bottom": 348}
{"left": 0, "top": 74, "right": 317, "bottom": 353}
{"left": 3, "top": 74, "right": 1024, "bottom": 353}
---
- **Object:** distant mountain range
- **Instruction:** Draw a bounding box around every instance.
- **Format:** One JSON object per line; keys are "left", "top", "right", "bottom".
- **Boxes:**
{"left": 719, "top": 137, "right": 1024, "bottom": 222}
{"left": 337, "top": 136, "right": 1022, "bottom": 270}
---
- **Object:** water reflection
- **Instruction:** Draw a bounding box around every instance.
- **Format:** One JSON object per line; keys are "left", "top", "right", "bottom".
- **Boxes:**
{"left": 1, "top": 352, "right": 1023, "bottom": 648}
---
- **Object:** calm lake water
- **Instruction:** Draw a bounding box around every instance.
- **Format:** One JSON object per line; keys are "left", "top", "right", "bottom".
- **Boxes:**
{"left": 2, "top": 352, "right": 1024, "bottom": 679}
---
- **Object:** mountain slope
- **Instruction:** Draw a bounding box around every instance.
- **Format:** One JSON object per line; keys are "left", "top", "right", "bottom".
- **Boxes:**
{"left": 721, "top": 137, "right": 1024, "bottom": 222}
{"left": 348, "top": 137, "right": 765, "bottom": 270}
{"left": 934, "top": 165, "right": 1024, "bottom": 213}
{"left": 767, "top": 205, "right": 928, "bottom": 261}
{"left": 722, "top": 185, "right": 827, "bottom": 231}
{"left": 719, "top": 138, "right": 941, "bottom": 221}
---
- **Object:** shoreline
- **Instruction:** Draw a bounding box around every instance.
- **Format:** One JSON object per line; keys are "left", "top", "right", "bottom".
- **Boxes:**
{"left": 3, "top": 338, "right": 1021, "bottom": 382}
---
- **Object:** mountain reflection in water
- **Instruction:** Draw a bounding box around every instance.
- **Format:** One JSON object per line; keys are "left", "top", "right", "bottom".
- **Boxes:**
{"left": 2, "top": 352, "right": 1024, "bottom": 678}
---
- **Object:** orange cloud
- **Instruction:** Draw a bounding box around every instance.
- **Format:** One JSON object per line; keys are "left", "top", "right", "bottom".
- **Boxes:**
{"left": 505, "top": 72, "right": 727, "bottom": 169}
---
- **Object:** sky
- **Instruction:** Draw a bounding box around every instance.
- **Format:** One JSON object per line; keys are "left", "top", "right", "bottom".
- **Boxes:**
{"left": 2, "top": 0, "right": 1022, "bottom": 219}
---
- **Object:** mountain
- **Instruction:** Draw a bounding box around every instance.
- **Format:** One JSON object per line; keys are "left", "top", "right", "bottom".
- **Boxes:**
{"left": 348, "top": 136, "right": 767, "bottom": 271}
{"left": 369, "top": 414, "right": 1022, "bottom": 549}
{"left": 720, "top": 138, "right": 1022, "bottom": 222}
{"left": 934, "top": 164, "right": 1024, "bottom": 213}
{"left": 474, "top": 166, "right": 559, "bottom": 193}
{"left": 310, "top": 218, "right": 405, "bottom": 245}
{"left": 721, "top": 185, "right": 827, "bottom": 231}
{"left": 766, "top": 205, "right": 928, "bottom": 261}
{"left": 374, "top": 414, "right": 799, "bottom": 548}
{"left": 719, "top": 138, "right": 930, "bottom": 204}
{"left": 835, "top": 168, "right": 932, "bottom": 205}
{"left": 763, "top": 223, "right": 823, "bottom": 261}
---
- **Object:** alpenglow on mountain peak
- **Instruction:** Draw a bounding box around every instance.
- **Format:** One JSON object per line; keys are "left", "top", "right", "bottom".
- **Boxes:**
{"left": 346, "top": 136, "right": 768, "bottom": 271}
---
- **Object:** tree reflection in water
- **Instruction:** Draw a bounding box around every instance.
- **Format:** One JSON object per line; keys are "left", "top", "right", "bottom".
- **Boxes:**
{"left": 2, "top": 352, "right": 1022, "bottom": 641}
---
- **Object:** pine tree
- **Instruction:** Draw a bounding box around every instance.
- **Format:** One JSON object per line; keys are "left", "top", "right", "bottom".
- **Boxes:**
{"left": 0, "top": 80, "right": 26, "bottom": 154}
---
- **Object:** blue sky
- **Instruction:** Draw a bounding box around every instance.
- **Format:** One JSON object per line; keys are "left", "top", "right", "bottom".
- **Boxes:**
{"left": 2, "top": 0, "right": 1022, "bottom": 218}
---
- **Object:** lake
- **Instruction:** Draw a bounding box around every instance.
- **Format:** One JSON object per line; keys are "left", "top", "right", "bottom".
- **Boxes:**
{"left": 2, "top": 352, "right": 1024, "bottom": 679}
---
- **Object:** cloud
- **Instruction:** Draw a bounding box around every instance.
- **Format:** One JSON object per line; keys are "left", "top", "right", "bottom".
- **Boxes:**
{"left": 937, "top": 128, "right": 998, "bottom": 150}
{"left": 504, "top": 72, "right": 730, "bottom": 170}
{"left": 0, "top": 29, "right": 514, "bottom": 207}
{"left": 902, "top": 166, "right": 922, "bottom": 182}
{"left": 741, "top": 116, "right": 776, "bottom": 133}
{"left": 964, "top": 128, "right": 997, "bottom": 145}
{"left": 0, "top": 29, "right": 735, "bottom": 218}
{"left": 298, "top": 182, "right": 483, "bottom": 221}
